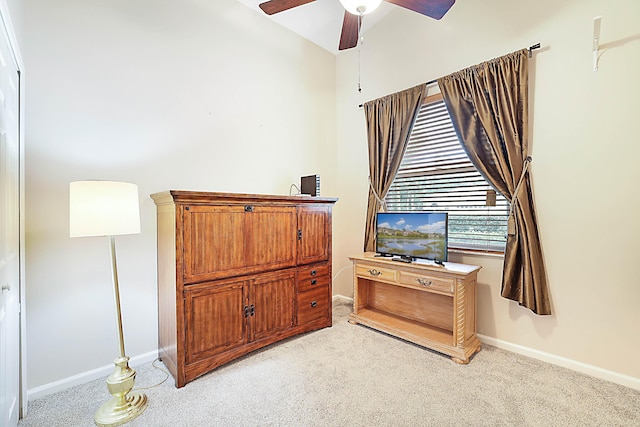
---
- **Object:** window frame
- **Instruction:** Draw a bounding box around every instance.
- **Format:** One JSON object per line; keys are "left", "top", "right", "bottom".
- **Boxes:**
{"left": 384, "top": 92, "right": 508, "bottom": 255}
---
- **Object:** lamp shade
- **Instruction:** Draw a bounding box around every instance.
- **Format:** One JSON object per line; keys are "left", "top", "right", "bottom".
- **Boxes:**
{"left": 70, "top": 181, "right": 141, "bottom": 238}
{"left": 339, "top": 0, "right": 382, "bottom": 15}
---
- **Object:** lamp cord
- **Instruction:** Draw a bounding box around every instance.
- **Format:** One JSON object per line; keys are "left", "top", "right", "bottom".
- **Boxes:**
{"left": 289, "top": 183, "right": 301, "bottom": 196}
{"left": 332, "top": 264, "right": 352, "bottom": 283}
{"left": 131, "top": 358, "right": 170, "bottom": 392}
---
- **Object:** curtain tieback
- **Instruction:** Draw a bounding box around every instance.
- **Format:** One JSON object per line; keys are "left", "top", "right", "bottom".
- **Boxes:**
{"left": 368, "top": 176, "right": 387, "bottom": 212}
{"left": 507, "top": 156, "right": 532, "bottom": 235}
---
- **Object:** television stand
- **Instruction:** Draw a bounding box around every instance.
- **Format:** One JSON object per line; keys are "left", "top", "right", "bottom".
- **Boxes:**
{"left": 348, "top": 253, "right": 482, "bottom": 363}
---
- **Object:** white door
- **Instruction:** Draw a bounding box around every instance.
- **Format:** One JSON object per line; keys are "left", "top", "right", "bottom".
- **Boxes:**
{"left": 0, "top": 13, "right": 21, "bottom": 427}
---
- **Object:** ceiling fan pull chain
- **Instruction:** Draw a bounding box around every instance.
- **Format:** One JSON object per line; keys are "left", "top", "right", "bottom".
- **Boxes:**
{"left": 357, "top": 46, "right": 361, "bottom": 93}
{"left": 357, "top": 14, "right": 362, "bottom": 93}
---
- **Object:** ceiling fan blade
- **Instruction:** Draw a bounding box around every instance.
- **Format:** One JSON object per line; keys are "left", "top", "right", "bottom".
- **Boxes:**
{"left": 384, "top": 0, "right": 456, "bottom": 20}
{"left": 339, "top": 12, "right": 360, "bottom": 51}
{"left": 259, "top": 0, "right": 316, "bottom": 15}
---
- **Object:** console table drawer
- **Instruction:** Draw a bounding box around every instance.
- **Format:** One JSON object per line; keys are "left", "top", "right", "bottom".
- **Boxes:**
{"left": 355, "top": 265, "right": 396, "bottom": 282}
{"left": 398, "top": 271, "right": 454, "bottom": 294}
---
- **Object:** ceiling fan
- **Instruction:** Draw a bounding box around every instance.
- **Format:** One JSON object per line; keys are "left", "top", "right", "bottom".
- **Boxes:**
{"left": 258, "top": 0, "right": 456, "bottom": 51}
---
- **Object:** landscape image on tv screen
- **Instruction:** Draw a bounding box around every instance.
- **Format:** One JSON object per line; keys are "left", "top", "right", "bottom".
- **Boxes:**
{"left": 376, "top": 212, "right": 448, "bottom": 261}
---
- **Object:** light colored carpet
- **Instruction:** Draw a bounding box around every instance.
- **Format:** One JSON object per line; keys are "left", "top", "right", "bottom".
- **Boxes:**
{"left": 20, "top": 300, "right": 640, "bottom": 426}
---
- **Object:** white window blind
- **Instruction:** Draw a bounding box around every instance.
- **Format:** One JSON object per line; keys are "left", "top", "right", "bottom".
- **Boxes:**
{"left": 385, "top": 95, "right": 508, "bottom": 252}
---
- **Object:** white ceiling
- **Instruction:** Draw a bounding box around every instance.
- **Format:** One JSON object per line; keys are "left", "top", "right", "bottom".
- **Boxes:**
{"left": 236, "top": 0, "right": 394, "bottom": 54}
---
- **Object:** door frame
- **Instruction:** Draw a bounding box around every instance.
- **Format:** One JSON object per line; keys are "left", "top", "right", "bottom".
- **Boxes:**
{"left": 0, "top": 0, "right": 26, "bottom": 420}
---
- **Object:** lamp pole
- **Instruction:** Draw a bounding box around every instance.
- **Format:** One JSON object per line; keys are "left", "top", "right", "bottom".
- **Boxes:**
{"left": 108, "top": 236, "right": 126, "bottom": 359}
{"left": 94, "top": 235, "right": 148, "bottom": 427}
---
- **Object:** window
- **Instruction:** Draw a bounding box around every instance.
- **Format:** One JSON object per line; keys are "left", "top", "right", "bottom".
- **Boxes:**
{"left": 385, "top": 93, "right": 508, "bottom": 253}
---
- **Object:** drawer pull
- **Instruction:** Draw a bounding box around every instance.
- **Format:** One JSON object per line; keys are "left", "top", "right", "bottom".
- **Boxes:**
{"left": 310, "top": 301, "right": 317, "bottom": 308}
{"left": 368, "top": 269, "right": 381, "bottom": 277}
{"left": 310, "top": 270, "right": 317, "bottom": 276}
{"left": 311, "top": 279, "right": 317, "bottom": 285}
{"left": 417, "top": 278, "right": 433, "bottom": 287}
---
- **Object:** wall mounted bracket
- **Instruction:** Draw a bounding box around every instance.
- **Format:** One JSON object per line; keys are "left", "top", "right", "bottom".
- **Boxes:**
{"left": 593, "top": 16, "right": 602, "bottom": 71}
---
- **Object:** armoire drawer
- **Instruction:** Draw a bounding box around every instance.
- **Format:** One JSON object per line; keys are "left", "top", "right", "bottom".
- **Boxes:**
{"left": 298, "top": 286, "right": 330, "bottom": 325}
{"left": 297, "top": 263, "right": 330, "bottom": 292}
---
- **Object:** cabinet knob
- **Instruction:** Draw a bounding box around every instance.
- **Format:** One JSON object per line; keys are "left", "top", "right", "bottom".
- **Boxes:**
{"left": 310, "top": 301, "right": 317, "bottom": 308}
{"left": 368, "top": 269, "right": 381, "bottom": 277}
{"left": 311, "top": 279, "right": 317, "bottom": 285}
{"left": 310, "top": 270, "right": 317, "bottom": 276}
{"left": 417, "top": 278, "right": 433, "bottom": 286}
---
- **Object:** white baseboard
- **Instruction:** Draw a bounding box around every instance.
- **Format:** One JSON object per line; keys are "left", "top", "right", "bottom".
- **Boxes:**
{"left": 334, "top": 295, "right": 639, "bottom": 390}
{"left": 332, "top": 294, "right": 353, "bottom": 304}
{"left": 478, "top": 334, "right": 640, "bottom": 391}
{"left": 27, "top": 350, "right": 158, "bottom": 401}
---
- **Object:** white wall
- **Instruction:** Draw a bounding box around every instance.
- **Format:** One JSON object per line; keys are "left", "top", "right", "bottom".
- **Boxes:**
{"left": 23, "top": 0, "right": 336, "bottom": 390}
{"left": 335, "top": 0, "right": 640, "bottom": 382}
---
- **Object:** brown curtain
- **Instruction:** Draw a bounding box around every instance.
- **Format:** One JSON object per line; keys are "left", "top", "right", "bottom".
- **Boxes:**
{"left": 363, "top": 84, "right": 426, "bottom": 252}
{"left": 438, "top": 49, "right": 551, "bottom": 315}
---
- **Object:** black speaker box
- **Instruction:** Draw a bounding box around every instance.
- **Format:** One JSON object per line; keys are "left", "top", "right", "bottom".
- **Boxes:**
{"left": 301, "top": 175, "right": 320, "bottom": 196}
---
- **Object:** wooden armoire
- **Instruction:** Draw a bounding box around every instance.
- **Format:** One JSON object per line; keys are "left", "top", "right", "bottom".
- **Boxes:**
{"left": 151, "top": 191, "right": 337, "bottom": 387}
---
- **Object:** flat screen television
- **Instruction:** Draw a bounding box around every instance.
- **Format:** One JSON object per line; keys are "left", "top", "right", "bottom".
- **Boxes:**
{"left": 375, "top": 212, "right": 448, "bottom": 262}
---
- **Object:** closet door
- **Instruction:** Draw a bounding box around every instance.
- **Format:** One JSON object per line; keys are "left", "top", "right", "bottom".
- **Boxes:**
{"left": 0, "top": 16, "right": 20, "bottom": 426}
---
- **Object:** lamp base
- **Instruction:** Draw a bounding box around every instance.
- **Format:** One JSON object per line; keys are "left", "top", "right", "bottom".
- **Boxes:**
{"left": 94, "top": 356, "right": 148, "bottom": 427}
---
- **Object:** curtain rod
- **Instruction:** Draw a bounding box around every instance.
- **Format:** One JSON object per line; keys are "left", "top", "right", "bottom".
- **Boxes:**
{"left": 528, "top": 42, "right": 541, "bottom": 57}
{"left": 358, "top": 80, "right": 437, "bottom": 108}
{"left": 358, "top": 43, "right": 541, "bottom": 108}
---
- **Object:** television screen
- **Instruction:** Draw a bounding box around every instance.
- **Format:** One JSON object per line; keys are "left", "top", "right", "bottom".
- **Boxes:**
{"left": 376, "top": 212, "right": 448, "bottom": 262}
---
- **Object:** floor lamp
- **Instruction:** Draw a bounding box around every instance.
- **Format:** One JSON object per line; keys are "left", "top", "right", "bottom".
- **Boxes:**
{"left": 69, "top": 181, "right": 148, "bottom": 426}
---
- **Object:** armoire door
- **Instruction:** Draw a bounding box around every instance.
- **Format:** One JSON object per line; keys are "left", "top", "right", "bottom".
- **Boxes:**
{"left": 243, "top": 205, "right": 297, "bottom": 271}
{"left": 249, "top": 270, "right": 295, "bottom": 342}
{"left": 297, "top": 205, "right": 331, "bottom": 265}
{"left": 182, "top": 205, "right": 246, "bottom": 283}
{"left": 184, "top": 280, "right": 248, "bottom": 365}
{"left": 182, "top": 205, "right": 297, "bottom": 283}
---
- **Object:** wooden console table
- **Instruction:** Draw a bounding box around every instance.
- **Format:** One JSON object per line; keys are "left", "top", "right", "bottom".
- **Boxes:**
{"left": 348, "top": 253, "right": 482, "bottom": 363}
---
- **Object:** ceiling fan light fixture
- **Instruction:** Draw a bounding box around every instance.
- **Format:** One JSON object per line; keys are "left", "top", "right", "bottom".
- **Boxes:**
{"left": 339, "top": 0, "right": 382, "bottom": 16}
